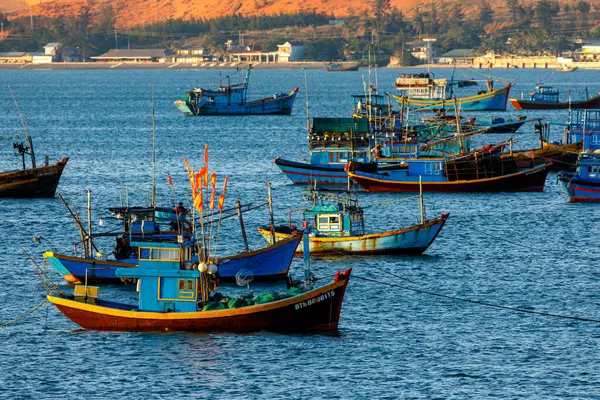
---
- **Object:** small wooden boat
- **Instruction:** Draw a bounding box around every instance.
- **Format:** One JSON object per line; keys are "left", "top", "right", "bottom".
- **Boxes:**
{"left": 324, "top": 62, "right": 360, "bottom": 72}
{"left": 47, "top": 234, "right": 351, "bottom": 332}
{"left": 1, "top": 86, "right": 68, "bottom": 198}
{"left": 511, "top": 141, "right": 581, "bottom": 172}
{"left": 556, "top": 65, "right": 578, "bottom": 73}
{"left": 509, "top": 84, "right": 600, "bottom": 110}
{"left": 174, "top": 66, "right": 299, "bottom": 115}
{"left": 258, "top": 191, "right": 448, "bottom": 255}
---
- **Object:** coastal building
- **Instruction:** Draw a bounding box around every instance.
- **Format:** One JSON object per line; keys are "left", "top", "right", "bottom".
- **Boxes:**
{"left": 277, "top": 41, "right": 304, "bottom": 62}
{"left": 31, "top": 52, "right": 53, "bottom": 64}
{"left": 90, "top": 49, "right": 169, "bottom": 62}
{"left": 577, "top": 40, "right": 600, "bottom": 61}
{"left": 0, "top": 52, "right": 33, "bottom": 63}
{"left": 436, "top": 49, "right": 474, "bottom": 65}
{"left": 410, "top": 38, "right": 437, "bottom": 64}
{"left": 173, "top": 45, "right": 210, "bottom": 62}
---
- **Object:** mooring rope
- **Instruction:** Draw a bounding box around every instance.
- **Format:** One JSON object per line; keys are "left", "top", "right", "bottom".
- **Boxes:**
{"left": 0, "top": 299, "right": 49, "bottom": 327}
{"left": 352, "top": 275, "right": 600, "bottom": 324}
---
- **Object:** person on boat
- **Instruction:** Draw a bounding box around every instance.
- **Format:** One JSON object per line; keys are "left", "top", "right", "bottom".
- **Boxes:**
{"left": 175, "top": 202, "right": 187, "bottom": 216}
{"left": 371, "top": 144, "right": 383, "bottom": 159}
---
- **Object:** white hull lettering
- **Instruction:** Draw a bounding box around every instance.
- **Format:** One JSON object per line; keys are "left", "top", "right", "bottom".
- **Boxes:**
{"left": 294, "top": 290, "right": 335, "bottom": 310}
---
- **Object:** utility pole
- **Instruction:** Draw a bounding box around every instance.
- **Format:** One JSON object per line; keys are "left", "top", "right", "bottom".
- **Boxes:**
{"left": 29, "top": 7, "right": 33, "bottom": 30}
{"left": 114, "top": 29, "right": 118, "bottom": 49}
{"left": 1, "top": 23, "right": 4, "bottom": 35}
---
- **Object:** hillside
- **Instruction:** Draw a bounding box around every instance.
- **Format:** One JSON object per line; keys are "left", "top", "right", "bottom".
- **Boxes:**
{"left": 3, "top": 0, "right": 447, "bottom": 28}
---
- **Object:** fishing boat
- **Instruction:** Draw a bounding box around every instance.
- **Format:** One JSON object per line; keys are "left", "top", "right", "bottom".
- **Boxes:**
{"left": 469, "top": 115, "right": 529, "bottom": 134}
{"left": 1, "top": 86, "right": 68, "bottom": 198}
{"left": 174, "top": 66, "right": 299, "bottom": 116}
{"left": 509, "top": 84, "right": 600, "bottom": 110}
{"left": 346, "top": 143, "right": 552, "bottom": 192}
{"left": 558, "top": 110, "right": 600, "bottom": 201}
{"left": 556, "top": 65, "right": 578, "bottom": 73}
{"left": 257, "top": 191, "right": 449, "bottom": 255}
{"left": 325, "top": 62, "right": 360, "bottom": 72}
{"left": 46, "top": 233, "right": 351, "bottom": 332}
{"left": 393, "top": 73, "right": 511, "bottom": 111}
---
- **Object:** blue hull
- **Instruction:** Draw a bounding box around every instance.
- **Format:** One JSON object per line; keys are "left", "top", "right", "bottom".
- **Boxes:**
{"left": 558, "top": 173, "right": 600, "bottom": 202}
{"left": 395, "top": 84, "right": 512, "bottom": 112}
{"left": 44, "top": 235, "right": 301, "bottom": 284}
{"left": 275, "top": 157, "right": 348, "bottom": 186}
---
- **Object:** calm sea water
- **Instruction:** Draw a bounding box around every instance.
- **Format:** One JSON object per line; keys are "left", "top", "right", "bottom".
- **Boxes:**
{"left": 1, "top": 67, "right": 599, "bottom": 399}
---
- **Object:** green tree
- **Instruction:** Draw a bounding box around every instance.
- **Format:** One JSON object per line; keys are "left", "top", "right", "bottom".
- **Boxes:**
{"left": 479, "top": 1, "right": 494, "bottom": 25}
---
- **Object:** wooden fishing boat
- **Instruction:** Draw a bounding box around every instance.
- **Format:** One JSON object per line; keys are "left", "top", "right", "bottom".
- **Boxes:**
{"left": 174, "top": 66, "right": 299, "bottom": 116}
{"left": 393, "top": 73, "right": 511, "bottom": 111}
{"left": 325, "top": 62, "right": 360, "bottom": 72}
{"left": 1, "top": 86, "right": 68, "bottom": 198}
{"left": 509, "top": 85, "right": 600, "bottom": 110}
{"left": 44, "top": 234, "right": 301, "bottom": 284}
{"left": 47, "top": 235, "right": 351, "bottom": 332}
{"left": 556, "top": 65, "right": 578, "bottom": 73}
{"left": 511, "top": 141, "right": 581, "bottom": 172}
{"left": 257, "top": 191, "right": 448, "bottom": 255}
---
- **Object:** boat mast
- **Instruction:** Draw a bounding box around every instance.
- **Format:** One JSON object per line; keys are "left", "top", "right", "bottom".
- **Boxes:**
{"left": 304, "top": 69, "right": 310, "bottom": 135}
{"left": 8, "top": 85, "right": 36, "bottom": 169}
{"left": 151, "top": 81, "right": 156, "bottom": 208}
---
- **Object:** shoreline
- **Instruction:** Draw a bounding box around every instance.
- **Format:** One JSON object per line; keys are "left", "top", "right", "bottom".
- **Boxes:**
{"left": 1, "top": 62, "right": 600, "bottom": 70}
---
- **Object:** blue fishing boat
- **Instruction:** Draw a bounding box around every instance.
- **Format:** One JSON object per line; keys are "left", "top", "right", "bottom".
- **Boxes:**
{"left": 44, "top": 234, "right": 301, "bottom": 283}
{"left": 509, "top": 84, "right": 600, "bottom": 110}
{"left": 258, "top": 191, "right": 448, "bottom": 255}
{"left": 558, "top": 110, "right": 600, "bottom": 201}
{"left": 325, "top": 62, "right": 360, "bottom": 71}
{"left": 47, "top": 233, "right": 352, "bottom": 332}
{"left": 174, "top": 66, "right": 299, "bottom": 116}
{"left": 393, "top": 73, "right": 511, "bottom": 111}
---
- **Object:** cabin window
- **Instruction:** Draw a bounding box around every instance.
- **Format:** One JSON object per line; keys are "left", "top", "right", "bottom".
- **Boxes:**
{"left": 317, "top": 215, "right": 341, "bottom": 232}
{"left": 591, "top": 134, "right": 600, "bottom": 145}
{"left": 139, "top": 247, "right": 180, "bottom": 261}
{"left": 178, "top": 279, "right": 194, "bottom": 291}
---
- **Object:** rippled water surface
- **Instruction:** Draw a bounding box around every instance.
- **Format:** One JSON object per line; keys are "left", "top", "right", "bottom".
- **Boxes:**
{"left": 1, "top": 68, "right": 599, "bottom": 399}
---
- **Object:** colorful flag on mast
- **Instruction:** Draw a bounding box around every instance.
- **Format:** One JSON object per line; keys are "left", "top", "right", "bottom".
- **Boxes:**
{"left": 210, "top": 172, "right": 217, "bottom": 189}
{"left": 167, "top": 174, "right": 173, "bottom": 186}
{"left": 218, "top": 194, "right": 225, "bottom": 211}
{"left": 204, "top": 144, "right": 209, "bottom": 165}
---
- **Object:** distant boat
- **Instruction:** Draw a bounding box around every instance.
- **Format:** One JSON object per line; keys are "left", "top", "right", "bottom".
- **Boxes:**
{"left": 0, "top": 86, "right": 68, "bottom": 198}
{"left": 393, "top": 73, "right": 512, "bottom": 111}
{"left": 258, "top": 191, "right": 449, "bottom": 255}
{"left": 509, "top": 84, "right": 600, "bottom": 110}
{"left": 174, "top": 66, "right": 299, "bottom": 116}
{"left": 556, "top": 65, "right": 578, "bottom": 72}
{"left": 324, "top": 62, "right": 360, "bottom": 72}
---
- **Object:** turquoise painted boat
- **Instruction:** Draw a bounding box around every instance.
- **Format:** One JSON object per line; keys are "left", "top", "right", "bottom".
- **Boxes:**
{"left": 258, "top": 192, "right": 449, "bottom": 255}
{"left": 174, "top": 66, "right": 299, "bottom": 116}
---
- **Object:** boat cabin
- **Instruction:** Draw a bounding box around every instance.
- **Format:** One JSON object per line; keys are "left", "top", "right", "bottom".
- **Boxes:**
{"left": 395, "top": 72, "right": 448, "bottom": 100}
{"left": 569, "top": 110, "right": 600, "bottom": 151}
{"left": 303, "top": 194, "right": 364, "bottom": 237}
{"left": 530, "top": 85, "right": 559, "bottom": 103}
{"left": 116, "top": 239, "right": 208, "bottom": 312}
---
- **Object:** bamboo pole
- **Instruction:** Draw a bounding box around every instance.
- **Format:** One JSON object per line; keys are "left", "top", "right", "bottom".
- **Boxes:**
{"left": 87, "top": 189, "right": 93, "bottom": 257}
{"left": 267, "top": 182, "right": 276, "bottom": 244}
{"left": 236, "top": 200, "right": 249, "bottom": 252}
{"left": 419, "top": 176, "right": 425, "bottom": 224}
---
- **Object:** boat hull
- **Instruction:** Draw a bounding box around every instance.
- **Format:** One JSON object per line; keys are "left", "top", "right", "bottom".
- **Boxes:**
{"left": 0, "top": 158, "right": 68, "bottom": 198}
{"left": 348, "top": 164, "right": 551, "bottom": 192}
{"left": 275, "top": 157, "right": 348, "bottom": 186}
{"left": 44, "top": 235, "right": 302, "bottom": 284}
{"left": 558, "top": 173, "right": 600, "bottom": 202}
{"left": 509, "top": 94, "right": 600, "bottom": 110}
{"left": 258, "top": 213, "right": 449, "bottom": 255}
{"left": 175, "top": 88, "right": 298, "bottom": 116}
{"left": 395, "top": 84, "right": 511, "bottom": 111}
{"left": 47, "top": 270, "right": 351, "bottom": 332}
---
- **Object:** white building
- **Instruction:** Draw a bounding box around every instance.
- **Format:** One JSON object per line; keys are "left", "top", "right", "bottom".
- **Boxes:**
{"left": 277, "top": 41, "right": 304, "bottom": 62}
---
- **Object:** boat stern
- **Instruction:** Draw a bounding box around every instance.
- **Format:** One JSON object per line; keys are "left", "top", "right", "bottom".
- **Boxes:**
{"left": 44, "top": 251, "right": 82, "bottom": 284}
{"left": 174, "top": 100, "right": 196, "bottom": 116}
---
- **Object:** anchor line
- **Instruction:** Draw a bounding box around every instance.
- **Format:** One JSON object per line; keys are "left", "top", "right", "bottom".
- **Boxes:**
{"left": 352, "top": 275, "right": 600, "bottom": 324}
{"left": 0, "top": 299, "right": 49, "bottom": 327}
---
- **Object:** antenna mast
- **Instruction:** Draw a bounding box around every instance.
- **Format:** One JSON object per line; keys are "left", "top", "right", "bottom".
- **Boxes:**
{"left": 8, "top": 85, "right": 36, "bottom": 168}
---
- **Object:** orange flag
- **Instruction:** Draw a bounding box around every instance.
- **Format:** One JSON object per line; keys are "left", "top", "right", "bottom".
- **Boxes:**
{"left": 194, "top": 192, "right": 203, "bottom": 211}
{"left": 167, "top": 174, "right": 173, "bottom": 186}
{"left": 195, "top": 172, "right": 203, "bottom": 192}
{"left": 222, "top": 175, "right": 228, "bottom": 194}
{"left": 183, "top": 157, "right": 192, "bottom": 178}
{"left": 210, "top": 172, "right": 217, "bottom": 189}
{"left": 209, "top": 190, "right": 216, "bottom": 209}
{"left": 218, "top": 194, "right": 225, "bottom": 211}
{"left": 199, "top": 166, "right": 208, "bottom": 187}
{"left": 204, "top": 144, "right": 209, "bottom": 165}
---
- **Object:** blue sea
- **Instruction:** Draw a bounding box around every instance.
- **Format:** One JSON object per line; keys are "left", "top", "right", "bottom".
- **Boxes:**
{"left": 0, "top": 67, "right": 599, "bottom": 399}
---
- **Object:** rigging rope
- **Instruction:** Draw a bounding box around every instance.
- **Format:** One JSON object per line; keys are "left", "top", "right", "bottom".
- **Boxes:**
{"left": 352, "top": 275, "right": 600, "bottom": 324}
{"left": 0, "top": 299, "right": 49, "bottom": 327}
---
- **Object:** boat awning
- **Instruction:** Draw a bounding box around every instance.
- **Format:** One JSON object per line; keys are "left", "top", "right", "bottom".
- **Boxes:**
{"left": 312, "top": 118, "right": 369, "bottom": 134}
